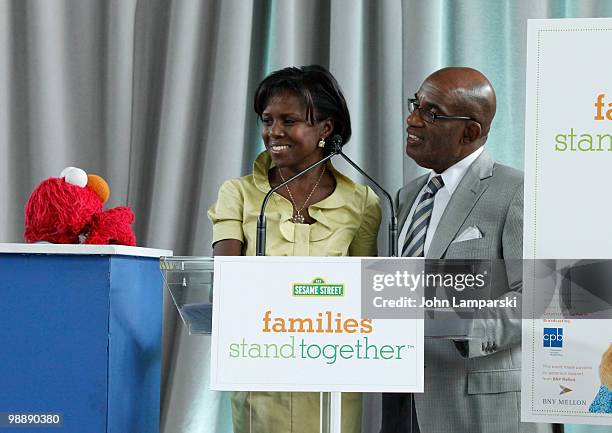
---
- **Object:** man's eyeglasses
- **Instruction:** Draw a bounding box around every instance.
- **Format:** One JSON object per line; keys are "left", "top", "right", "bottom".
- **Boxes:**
{"left": 407, "top": 96, "right": 479, "bottom": 125}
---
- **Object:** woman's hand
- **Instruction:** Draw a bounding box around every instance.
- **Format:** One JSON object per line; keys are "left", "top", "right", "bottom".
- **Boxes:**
{"left": 212, "top": 239, "right": 243, "bottom": 256}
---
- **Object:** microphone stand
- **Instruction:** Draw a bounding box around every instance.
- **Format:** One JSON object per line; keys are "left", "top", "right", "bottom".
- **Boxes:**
{"left": 256, "top": 136, "right": 398, "bottom": 257}
{"left": 256, "top": 137, "right": 343, "bottom": 256}
{"left": 254, "top": 135, "right": 398, "bottom": 433}
{"left": 332, "top": 143, "right": 400, "bottom": 433}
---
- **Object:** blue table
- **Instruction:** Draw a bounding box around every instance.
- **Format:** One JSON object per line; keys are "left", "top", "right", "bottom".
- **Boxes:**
{"left": 0, "top": 244, "right": 171, "bottom": 433}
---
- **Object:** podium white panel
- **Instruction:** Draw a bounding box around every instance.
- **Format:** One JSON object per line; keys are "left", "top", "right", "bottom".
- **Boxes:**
{"left": 211, "top": 256, "right": 424, "bottom": 393}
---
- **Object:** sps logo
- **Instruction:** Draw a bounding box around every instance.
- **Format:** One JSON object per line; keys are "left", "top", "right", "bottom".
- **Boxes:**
{"left": 543, "top": 328, "right": 563, "bottom": 348}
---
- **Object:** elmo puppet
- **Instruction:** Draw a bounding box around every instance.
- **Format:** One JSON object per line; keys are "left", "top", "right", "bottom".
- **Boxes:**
{"left": 24, "top": 167, "right": 136, "bottom": 246}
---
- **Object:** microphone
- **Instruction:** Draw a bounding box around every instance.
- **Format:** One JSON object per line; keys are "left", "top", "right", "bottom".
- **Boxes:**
{"left": 256, "top": 135, "right": 397, "bottom": 257}
{"left": 256, "top": 136, "right": 343, "bottom": 256}
{"left": 333, "top": 138, "right": 398, "bottom": 257}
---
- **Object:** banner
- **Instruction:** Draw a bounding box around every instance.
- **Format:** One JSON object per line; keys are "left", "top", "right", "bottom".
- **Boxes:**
{"left": 522, "top": 18, "right": 612, "bottom": 425}
{"left": 211, "top": 256, "right": 424, "bottom": 392}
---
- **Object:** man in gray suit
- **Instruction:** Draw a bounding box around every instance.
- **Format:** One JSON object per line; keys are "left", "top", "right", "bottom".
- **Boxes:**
{"left": 381, "top": 67, "right": 552, "bottom": 433}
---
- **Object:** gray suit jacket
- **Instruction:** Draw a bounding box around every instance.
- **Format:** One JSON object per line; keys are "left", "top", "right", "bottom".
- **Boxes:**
{"left": 394, "top": 150, "right": 550, "bottom": 433}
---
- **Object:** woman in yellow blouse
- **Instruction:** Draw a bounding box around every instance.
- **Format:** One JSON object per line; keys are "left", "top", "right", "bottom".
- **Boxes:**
{"left": 208, "top": 65, "right": 381, "bottom": 433}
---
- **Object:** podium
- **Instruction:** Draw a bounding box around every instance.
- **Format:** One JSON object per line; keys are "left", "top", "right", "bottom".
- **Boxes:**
{"left": 0, "top": 243, "right": 171, "bottom": 433}
{"left": 161, "top": 256, "right": 429, "bottom": 433}
{"left": 160, "top": 256, "right": 504, "bottom": 433}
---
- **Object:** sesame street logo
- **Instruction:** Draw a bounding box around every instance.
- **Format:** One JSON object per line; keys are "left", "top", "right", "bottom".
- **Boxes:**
{"left": 293, "top": 278, "right": 344, "bottom": 297}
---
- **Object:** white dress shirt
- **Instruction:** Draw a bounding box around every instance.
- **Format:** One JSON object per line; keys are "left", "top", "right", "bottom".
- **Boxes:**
{"left": 398, "top": 146, "right": 484, "bottom": 256}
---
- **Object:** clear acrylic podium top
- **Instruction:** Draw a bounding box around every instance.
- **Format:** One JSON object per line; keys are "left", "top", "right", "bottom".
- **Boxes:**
{"left": 160, "top": 256, "right": 213, "bottom": 335}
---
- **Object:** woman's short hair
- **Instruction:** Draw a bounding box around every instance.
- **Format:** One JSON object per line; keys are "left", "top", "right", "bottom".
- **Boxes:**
{"left": 600, "top": 343, "right": 612, "bottom": 389}
{"left": 254, "top": 65, "right": 352, "bottom": 152}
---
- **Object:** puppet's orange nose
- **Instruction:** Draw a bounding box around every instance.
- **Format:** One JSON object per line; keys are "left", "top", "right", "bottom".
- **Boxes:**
{"left": 87, "top": 174, "right": 110, "bottom": 204}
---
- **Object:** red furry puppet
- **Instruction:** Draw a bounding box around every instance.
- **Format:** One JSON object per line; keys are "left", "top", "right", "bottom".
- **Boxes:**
{"left": 24, "top": 167, "right": 136, "bottom": 246}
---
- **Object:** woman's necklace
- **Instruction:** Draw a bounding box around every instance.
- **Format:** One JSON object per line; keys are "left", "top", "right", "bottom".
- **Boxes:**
{"left": 277, "top": 165, "right": 326, "bottom": 224}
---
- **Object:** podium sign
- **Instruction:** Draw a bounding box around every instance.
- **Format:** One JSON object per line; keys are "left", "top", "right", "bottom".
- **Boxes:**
{"left": 522, "top": 18, "right": 612, "bottom": 425}
{"left": 211, "top": 256, "right": 424, "bottom": 392}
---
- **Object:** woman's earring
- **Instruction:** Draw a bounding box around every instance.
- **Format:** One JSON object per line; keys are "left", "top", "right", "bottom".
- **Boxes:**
{"left": 318, "top": 138, "right": 326, "bottom": 148}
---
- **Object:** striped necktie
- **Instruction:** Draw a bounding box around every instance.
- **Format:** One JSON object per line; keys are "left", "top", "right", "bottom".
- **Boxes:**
{"left": 402, "top": 175, "right": 444, "bottom": 257}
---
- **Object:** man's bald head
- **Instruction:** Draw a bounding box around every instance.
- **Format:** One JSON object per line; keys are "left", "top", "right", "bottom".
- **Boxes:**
{"left": 424, "top": 67, "right": 496, "bottom": 137}
{"left": 406, "top": 67, "right": 497, "bottom": 172}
